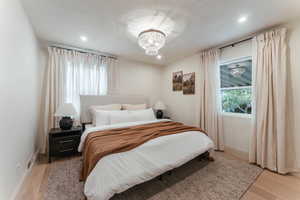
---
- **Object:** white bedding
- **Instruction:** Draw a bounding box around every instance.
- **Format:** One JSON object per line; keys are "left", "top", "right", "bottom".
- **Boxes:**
{"left": 78, "top": 119, "right": 214, "bottom": 200}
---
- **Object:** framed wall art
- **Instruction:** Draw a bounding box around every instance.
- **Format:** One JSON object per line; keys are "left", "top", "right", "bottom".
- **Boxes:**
{"left": 172, "top": 71, "right": 183, "bottom": 91}
{"left": 183, "top": 72, "right": 195, "bottom": 95}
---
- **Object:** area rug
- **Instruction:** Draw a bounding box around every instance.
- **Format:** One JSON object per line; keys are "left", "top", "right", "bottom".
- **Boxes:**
{"left": 43, "top": 152, "right": 262, "bottom": 200}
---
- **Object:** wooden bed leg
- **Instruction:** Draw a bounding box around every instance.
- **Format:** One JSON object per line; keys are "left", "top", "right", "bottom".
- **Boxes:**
{"left": 208, "top": 156, "right": 215, "bottom": 162}
{"left": 198, "top": 151, "right": 214, "bottom": 162}
{"left": 158, "top": 175, "right": 163, "bottom": 181}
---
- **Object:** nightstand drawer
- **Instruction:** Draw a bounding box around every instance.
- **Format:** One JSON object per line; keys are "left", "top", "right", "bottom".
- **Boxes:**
{"left": 51, "top": 136, "right": 80, "bottom": 155}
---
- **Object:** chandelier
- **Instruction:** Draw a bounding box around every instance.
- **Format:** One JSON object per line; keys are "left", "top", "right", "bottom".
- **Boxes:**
{"left": 228, "top": 64, "right": 246, "bottom": 77}
{"left": 138, "top": 29, "right": 166, "bottom": 56}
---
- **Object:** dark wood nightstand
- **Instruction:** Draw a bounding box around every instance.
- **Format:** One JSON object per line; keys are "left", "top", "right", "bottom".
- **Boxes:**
{"left": 48, "top": 126, "right": 82, "bottom": 163}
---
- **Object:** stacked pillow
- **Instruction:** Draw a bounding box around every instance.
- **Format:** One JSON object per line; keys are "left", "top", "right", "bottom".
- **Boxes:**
{"left": 89, "top": 103, "right": 156, "bottom": 127}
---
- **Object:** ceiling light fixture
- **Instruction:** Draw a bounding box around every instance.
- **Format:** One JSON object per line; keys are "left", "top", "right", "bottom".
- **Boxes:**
{"left": 138, "top": 29, "right": 166, "bottom": 56}
{"left": 80, "top": 36, "right": 88, "bottom": 42}
{"left": 238, "top": 16, "right": 247, "bottom": 23}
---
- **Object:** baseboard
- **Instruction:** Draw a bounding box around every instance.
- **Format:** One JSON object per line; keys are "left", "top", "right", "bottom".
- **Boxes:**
{"left": 225, "top": 146, "right": 249, "bottom": 161}
{"left": 10, "top": 149, "right": 39, "bottom": 200}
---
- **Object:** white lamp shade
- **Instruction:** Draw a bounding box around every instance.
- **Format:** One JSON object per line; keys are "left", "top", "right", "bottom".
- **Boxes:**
{"left": 154, "top": 101, "right": 166, "bottom": 110}
{"left": 55, "top": 103, "right": 77, "bottom": 117}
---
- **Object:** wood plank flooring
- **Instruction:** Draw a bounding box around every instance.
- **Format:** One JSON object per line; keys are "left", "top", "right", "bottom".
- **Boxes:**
{"left": 16, "top": 153, "right": 300, "bottom": 200}
{"left": 242, "top": 170, "right": 300, "bottom": 200}
{"left": 15, "top": 156, "right": 49, "bottom": 200}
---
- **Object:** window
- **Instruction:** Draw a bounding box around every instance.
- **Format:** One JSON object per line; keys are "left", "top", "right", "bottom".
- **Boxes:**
{"left": 64, "top": 60, "right": 108, "bottom": 113}
{"left": 220, "top": 57, "right": 252, "bottom": 114}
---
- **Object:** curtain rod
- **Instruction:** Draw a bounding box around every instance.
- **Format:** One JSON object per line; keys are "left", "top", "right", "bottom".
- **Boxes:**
{"left": 49, "top": 43, "right": 117, "bottom": 60}
{"left": 219, "top": 37, "right": 253, "bottom": 50}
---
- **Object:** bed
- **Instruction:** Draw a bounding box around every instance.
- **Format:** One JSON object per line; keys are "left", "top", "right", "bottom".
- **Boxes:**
{"left": 78, "top": 95, "right": 214, "bottom": 200}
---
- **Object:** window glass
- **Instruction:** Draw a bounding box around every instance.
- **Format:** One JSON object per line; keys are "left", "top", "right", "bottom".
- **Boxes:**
{"left": 220, "top": 59, "right": 252, "bottom": 88}
{"left": 220, "top": 58, "right": 252, "bottom": 114}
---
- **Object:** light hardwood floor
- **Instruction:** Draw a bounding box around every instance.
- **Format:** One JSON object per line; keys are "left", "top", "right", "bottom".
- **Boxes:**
{"left": 16, "top": 154, "right": 300, "bottom": 200}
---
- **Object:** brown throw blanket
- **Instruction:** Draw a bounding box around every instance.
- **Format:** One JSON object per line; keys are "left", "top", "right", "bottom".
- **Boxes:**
{"left": 81, "top": 121, "right": 206, "bottom": 181}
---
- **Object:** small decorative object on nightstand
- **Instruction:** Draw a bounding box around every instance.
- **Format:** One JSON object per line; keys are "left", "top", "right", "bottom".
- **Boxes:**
{"left": 55, "top": 103, "right": 77, "bottom": 130}
{"left": 154, "top": 101, "right": 166, "bottom": 119}
{"left": 48, "top": 126, "right": 82, "bottom": 163}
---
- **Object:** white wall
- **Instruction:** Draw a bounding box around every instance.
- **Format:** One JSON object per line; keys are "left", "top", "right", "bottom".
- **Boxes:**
{"left": 118, "top": 58, "right": 162, "bottom": 106}
{"left": 0, "top": 0, "right": 43, "bottom": 200}
{"left": 220, "top": 40, "right": 252, "bottom": 63}
{"left": 161, "top": 54, "right": 200, "bottom": 126}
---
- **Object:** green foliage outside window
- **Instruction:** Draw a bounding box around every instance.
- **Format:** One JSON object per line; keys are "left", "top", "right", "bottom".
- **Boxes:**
{"left": 221, "top": 88, "right": 252, "bottom": 114}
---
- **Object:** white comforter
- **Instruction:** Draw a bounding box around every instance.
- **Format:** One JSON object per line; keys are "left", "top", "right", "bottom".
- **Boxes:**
{"left": 78, "top": 119, "right": 214, "bottom": 200}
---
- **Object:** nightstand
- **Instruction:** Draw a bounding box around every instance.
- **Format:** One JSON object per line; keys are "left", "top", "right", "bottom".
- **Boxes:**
{"left": 48, "top": 126, "right": 82, "bottom": 163}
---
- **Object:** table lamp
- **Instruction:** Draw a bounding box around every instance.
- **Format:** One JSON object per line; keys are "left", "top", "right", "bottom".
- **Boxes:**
{"left": 154, "top": 101, "right": 166, "bottom": 119}
{"left": 55, "top": 103, "right": 77, "bottom": 130}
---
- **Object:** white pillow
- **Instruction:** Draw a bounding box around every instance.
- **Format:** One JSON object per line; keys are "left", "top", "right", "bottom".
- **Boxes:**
{"left": 94, "top": 110, "right": 111, "bottom": 126}
{"left": 95, "top": 109, "right": 156, "bottom": 126}
{"left": 109, "top": 109, "right": 155, "bottom": 125}
{"left": 89, "top": 104, "right": 122, "bottom": 125}
{"left": 94, "top": 110, "right": 132, "bottom": 126}
{"left": 122, "top": 104, "right": 147, "bottom": 110}
{"left": 109, "top": 110, "right": 136, "bottom": 125}
{"left": 130, "top": 108, "right": 156, "bottom": 122}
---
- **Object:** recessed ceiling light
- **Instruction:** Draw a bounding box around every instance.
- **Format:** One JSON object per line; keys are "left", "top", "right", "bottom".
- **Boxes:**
{"left": 156, "top": 55, "right": 162, "bottom": 60}
{"left": 238, "top": 16, "right": 247, "bottom": 23}
{"left": 80, "top": 36, "right": 88, "bottom": 42}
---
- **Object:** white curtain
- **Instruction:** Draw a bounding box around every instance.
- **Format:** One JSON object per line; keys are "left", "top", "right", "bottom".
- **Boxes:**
{"left": 249, "top": 28, "right": 288, "bottom": 173}
{"left": 39, "top": 47, "right": 118, "bottom": 153}
{"left": 199, "top": 49, "right": 224, "bottom": 150}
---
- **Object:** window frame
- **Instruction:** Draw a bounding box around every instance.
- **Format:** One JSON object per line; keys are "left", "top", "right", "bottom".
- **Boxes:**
{"left": 219, "top": 56, "right": 253, "bottom": 117}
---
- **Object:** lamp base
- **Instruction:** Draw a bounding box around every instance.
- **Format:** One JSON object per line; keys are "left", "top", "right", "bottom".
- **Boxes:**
{"left": 59, "top": 117, "right": 73, "bottom": 130}
{"left": 156, "top": 110, "right": 163, "bottom": 119}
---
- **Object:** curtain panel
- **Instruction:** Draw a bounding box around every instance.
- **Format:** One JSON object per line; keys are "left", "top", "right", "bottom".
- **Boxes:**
{"left": 249, "top": 28, "right": 289, "bottom": 173}
{"left": 38, "top": 47, "right": 118, "bottom": 153}
{"left": 199, "top": 49, "right": 224, "bottom": 150}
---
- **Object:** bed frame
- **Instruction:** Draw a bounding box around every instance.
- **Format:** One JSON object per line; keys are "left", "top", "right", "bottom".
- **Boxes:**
{"left": 158, "top": 151, "right": 214, "bottom": 180}
{"left": 79, "top": 95, "right": 213, "bottom": 186}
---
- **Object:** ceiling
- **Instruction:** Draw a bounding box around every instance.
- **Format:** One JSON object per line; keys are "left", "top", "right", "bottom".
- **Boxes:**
{"left": 21, "top": 0, "right": 300, "bottom": 65}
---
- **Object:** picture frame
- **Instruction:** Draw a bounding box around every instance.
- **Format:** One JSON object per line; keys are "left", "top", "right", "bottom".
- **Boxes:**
{"left": 183, "top": 72, "right": 195, "bottom": 95}
{"left": 172, "top": 71, "right": 183, "bottom": 91}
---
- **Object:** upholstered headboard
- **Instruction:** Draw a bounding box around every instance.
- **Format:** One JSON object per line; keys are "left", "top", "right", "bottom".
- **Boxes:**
{"left": 80, "top": 95, "right": 149, "bottom": 123}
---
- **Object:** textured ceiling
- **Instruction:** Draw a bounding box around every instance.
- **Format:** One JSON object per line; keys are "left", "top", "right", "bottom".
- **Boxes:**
{"left": 21, "top": 0, "right": 300, "bottom": 65}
